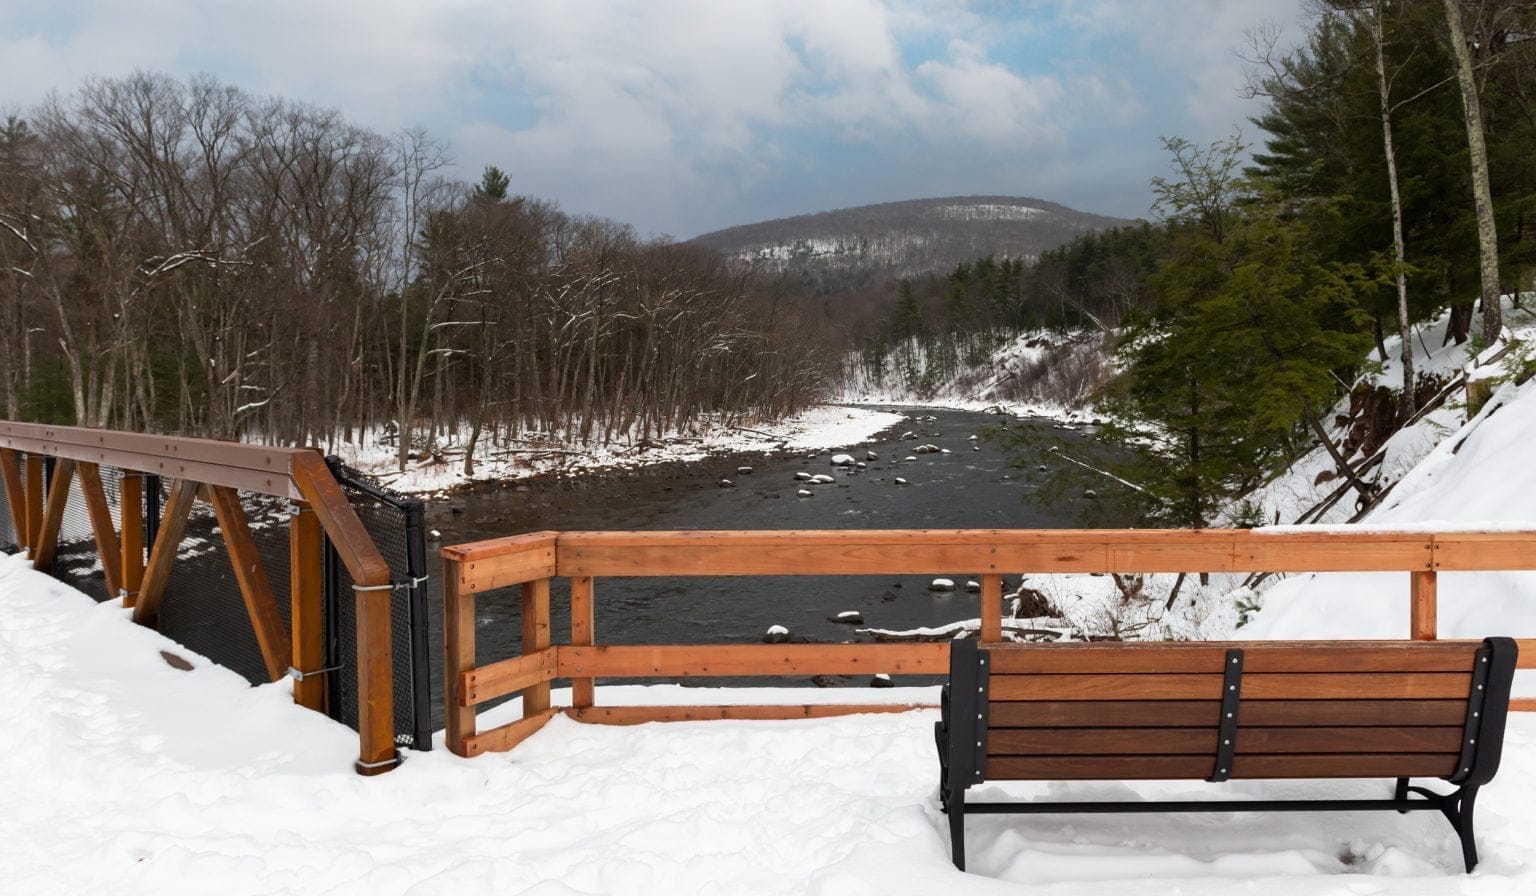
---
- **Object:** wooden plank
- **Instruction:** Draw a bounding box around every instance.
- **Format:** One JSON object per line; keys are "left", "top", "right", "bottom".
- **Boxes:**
{"left": 0, "top": 421, "right": 306, "bottom": 499}
{"left": 991, "top": 728, "right": 1216, "bottom": 756}
{"left": 131, "top": 478, "right": 198, "bottom": 628}
{"left": 987, "top": 641, "right": 1481, "bottom": 674}
{"left": 23, "top": 453, "right": 44, "bottom": 551}
{"left": 566, "top": 704, "right": 929, "bottom": 725}
{"left": 1232, "top": 753, "right": 1457, "bottom": 779}
{"left": 991, "top": 673, "right": 1223, "bottom": 701}
{"left": 461, "top": 648, "right": 560, "bottom": 705}
{"left": 1513, "top": 698, "right": 1536, "bottom": 713}
{"left": 990, "top": 700, "right": 1221, "bottom": 729}
{"left": 289, "top": 503, "right": 327, "bottom": 711}
{"left": 1410, "top": 570, "right": 1438, "bottom": 641}
{"left": 1432, "top": 533, "right": 1536, "bottom": 570}
{"left": 31, "top": 458, "right": 76, "bottom": 573}
{"left": 570, "top": 576, "right": 595, "bottom": 708}
{"left": 0, "top": 448, "right": 24, "bottom": 543}
{"left": 1521, "top": 639, "right": 1535, "bottom": 668}
{"left": 1235, "top": 726, "right": 1463, "bottom": 754}
{"left": 991, "top": 672, "right": 1473, "bottom": 701}
{"left": 558, "top": 643, "right": 951, "bottom": 678}
{"left": 461, "top": 708, "right": 558, "bottom": 757}
{"left": 980, "top": 574, "right": 1002, "bottom": 642}
{"left": 522, "top": 578, "right": 552, "bottom": 717}
{"left": 443, "top": 569, "right": 478, "bottom": 757}
{"left": 442, "top": 531, "right": 558, "bottom": 595}
{"left": 75, "top": 462, "right": 122, "bottom": 600}
{"left": 208, "top": 485, "right": 291, "bottom": 682}
{"left": 1243, "top": 672, "right": 1472, "bottom": 700}
{"left": 987, "top": 755, "right": 1218, "bottom": 780}
{"left": 548, "top": 529, "right": 1446, "bottom": 577}
{"left": 988, "top": 699, "right": 1470, "bottom": 728}
{"left": 1240, "top": 699, "right": 1468, "bottom": 727}
{"left": 119, "top": 474, "right": 144, "bottom": 607}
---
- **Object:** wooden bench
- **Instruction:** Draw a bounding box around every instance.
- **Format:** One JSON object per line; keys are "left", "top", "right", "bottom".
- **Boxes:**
{"left": 936, "top": 638, "right": 1518, "bottom": 872}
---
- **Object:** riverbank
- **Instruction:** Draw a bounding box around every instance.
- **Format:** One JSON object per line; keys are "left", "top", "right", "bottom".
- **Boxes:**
{"left": 336, "top": 405, "right": 909, "bottom": 496}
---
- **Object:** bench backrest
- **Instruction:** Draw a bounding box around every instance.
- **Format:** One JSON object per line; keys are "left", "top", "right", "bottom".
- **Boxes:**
{"left": 944, "top": 638, "right": 1517, "bottom": 789}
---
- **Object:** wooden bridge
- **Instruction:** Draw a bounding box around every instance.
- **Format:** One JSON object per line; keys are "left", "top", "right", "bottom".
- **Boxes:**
{"left": 1, "top": 422, "right": 400, "bottom": 774}
{"left": 441, "top": 528, "right": 1536, "bottom": 757}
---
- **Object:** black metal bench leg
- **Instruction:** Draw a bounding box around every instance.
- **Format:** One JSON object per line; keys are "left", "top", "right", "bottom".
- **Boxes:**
{"left": 948, "top": 796, "right": 967, "bottom": 871}
{"left": 1395, "top": 777, "right": 1410, "bottom": 814}
{"left": 1450, "top": 786, "right": 1480, "bottom": 872}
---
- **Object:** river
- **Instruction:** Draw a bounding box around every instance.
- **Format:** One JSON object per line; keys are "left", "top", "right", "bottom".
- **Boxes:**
{"left": 418, "top": 406, "right": 1126, "bottom": 717}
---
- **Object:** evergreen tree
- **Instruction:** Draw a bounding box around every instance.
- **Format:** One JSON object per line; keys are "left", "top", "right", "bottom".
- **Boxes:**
{"left": 475, "top": 165, "right": 511, "bottom": 202}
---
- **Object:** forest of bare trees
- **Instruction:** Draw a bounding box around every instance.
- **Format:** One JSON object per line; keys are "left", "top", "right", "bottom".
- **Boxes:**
{"left": 0, "top": 73, "right": 836, "bottom": 472}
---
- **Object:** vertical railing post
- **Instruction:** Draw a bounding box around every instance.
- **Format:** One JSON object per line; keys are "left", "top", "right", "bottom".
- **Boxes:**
{"left": 119, "top": 473, "right": 144, "bottom": 607}
{"left": 980, "top": 573, "right": 1003, "bottom": 642}
{"left": 523, "top": 578, "right": 552, "bottom": 717}
{"left": 443, "top": 564, "right": 476, "bottom": 756}
{"left": 289, "top": 502, "right": 327, "bottom": 712}
{"left": 23, "top": 452, "right": 44, "bottom": 553}
{"left": 1411, "top": 569, "right": 1438, "bottom": 641}
{"left": 570, "top": 575, "right": 595, "bottom": 708}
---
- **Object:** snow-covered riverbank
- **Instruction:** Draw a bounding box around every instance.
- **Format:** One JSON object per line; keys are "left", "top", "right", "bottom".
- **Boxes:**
{"left": 336, "top": 405, "right": 908, "bottom": 496}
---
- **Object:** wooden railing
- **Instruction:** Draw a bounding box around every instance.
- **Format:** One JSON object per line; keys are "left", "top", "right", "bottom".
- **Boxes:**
{"left": 0, "top": 422, "right": 398, "bottom": 775}
{"left": 441, "top": 528, "right": 1536, "bottom": 757}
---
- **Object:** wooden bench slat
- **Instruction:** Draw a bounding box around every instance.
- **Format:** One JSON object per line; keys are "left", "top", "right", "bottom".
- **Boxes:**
{"left": 989, "top": 700, "right": 1220, "bottom": 728}
{"left": 986, "top": 726, "right": 1463, "bottom": 758}
{"left": 1232, "top": 753, "right": 1458, "bottom": 779}
{"left": 1240, "top": 699, "right": 1468, "bottom": 727}
{"left": 987, "top": 642, "right": 1481, "bottom": 674}
{"left": 991, "top": 672, "right": 1473, "bottom": 701}
{"left": 991, "top": 728, "right": 1215, "bottom": 756}
{"left": 988, "top": 699, "right": 1469, "bottom": 728}
{"left": 1236, "top": 726, "right": 1464, "bottom": 754}
{"left": 991, "top": 674, "right": 1222, "bottom": 701}
{"left": 1243, "top": 673, "right": 1472, "bottom": 700}
{"left": 987, "top": 755, "right": 1219, "bottom": 780}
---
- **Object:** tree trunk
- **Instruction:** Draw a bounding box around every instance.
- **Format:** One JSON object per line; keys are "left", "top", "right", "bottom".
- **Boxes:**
{"left": 1442, "top": 0, "right": 1503, "bottom": 345}
{"left": 1370, "top": 1, "right": 1415, "bottom": 419}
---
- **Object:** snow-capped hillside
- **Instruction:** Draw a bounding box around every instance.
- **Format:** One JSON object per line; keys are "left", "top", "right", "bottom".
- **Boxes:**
{"left": 691, "top": 196, "right": 1131, "bottom": 286}
{"left": 838, "top": 329, "right": 1111, "bottom": 415}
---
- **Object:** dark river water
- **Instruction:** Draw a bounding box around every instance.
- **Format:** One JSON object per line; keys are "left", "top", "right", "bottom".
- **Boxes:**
{"left": 418, "top": 407, "right": 1122, "bottom": 720}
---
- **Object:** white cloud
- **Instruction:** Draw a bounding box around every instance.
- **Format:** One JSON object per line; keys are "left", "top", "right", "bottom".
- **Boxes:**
{"left": 0, "top": 0, "right": 1309, "bottom": 234}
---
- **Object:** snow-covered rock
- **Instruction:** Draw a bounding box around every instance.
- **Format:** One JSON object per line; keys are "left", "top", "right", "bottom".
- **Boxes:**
{"left": 929, "top": 578, "right": 955, "bottom": 591}
{"left": 830, "top": 454, "right": 855, "bottom": 466}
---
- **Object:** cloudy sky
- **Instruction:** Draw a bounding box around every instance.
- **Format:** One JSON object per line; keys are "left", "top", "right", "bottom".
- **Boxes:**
{"left": 0, "top": 0, "right": 1307, "bottom": 239}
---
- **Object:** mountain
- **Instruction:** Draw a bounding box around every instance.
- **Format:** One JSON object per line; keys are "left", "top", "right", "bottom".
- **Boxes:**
{"left": 691, "top": 195, "right": 1135, "bottom": 287}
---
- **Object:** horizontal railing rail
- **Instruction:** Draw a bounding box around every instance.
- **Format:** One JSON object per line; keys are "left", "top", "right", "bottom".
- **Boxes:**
{"left": 1, "top": 423, "right": 398, "bottom": 774}
{"left": 441, "top": 528, "right": 1536, "bottom": 758}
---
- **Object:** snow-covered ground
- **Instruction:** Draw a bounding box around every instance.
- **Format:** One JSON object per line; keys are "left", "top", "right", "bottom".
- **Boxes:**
{"left": 2, "top": 551, "right": 1533, "bottom": 894}
{"left": 335, "top": 405, "right": 907, "bottom": 495}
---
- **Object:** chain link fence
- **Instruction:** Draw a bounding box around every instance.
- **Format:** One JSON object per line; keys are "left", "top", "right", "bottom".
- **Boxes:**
{"left": 0, "top": 454, "right": 432, "bottom": 752}
{"left": 0, "top": 454, "right": 17, "bottom": 554}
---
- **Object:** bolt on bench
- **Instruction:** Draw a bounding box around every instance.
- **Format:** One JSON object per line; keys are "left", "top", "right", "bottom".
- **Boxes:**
{"left": 936, "top": 638, "right": 1518, "bottom": 872}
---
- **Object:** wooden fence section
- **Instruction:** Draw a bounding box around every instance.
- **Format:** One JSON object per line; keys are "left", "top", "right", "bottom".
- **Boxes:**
{"left": 442, "top": 528, "right": 1536, "bottom": 758}
{"left": 0, "top": 422, "right": 398, "bottom": 775}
